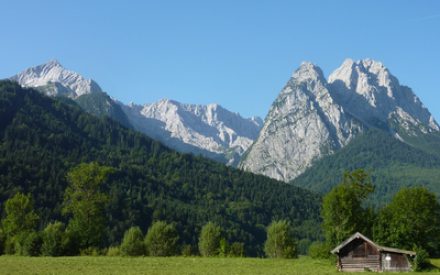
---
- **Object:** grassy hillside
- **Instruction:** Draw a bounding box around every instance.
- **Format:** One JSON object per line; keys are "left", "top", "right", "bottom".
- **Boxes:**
{"left": 0, "top": 81, "right": 321, "bottom": 255}
{"left": 292, "top": 129, "right": 440, "bottom": 205}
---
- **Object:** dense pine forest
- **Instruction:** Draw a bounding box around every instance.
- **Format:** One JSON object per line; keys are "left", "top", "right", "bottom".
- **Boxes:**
{"left": 0, "top": 81, "right": 321, "bottom": 256}
{"left": 292, "top": 129, "right": 440, "bottom": 205}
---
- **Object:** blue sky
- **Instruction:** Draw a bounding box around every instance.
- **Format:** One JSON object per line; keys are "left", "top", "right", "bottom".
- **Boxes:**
{"left": 1, "top": 0, "right": 439, "bottom": 119}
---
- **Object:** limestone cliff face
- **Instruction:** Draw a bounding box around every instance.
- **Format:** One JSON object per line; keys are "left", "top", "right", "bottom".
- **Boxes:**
{"left": 240, "top": 59, "right": 439, "bottom": 182}
{"left": 122, "top": 99, "right": 263, "bottom": 166}
{"left": 328, "top": 59, "right": 439, "bottom": 136}
{"left": 239, "top": 62, "right": 363, "bottom": 181}
{"left": 11, "top": 61, "right": 263, "bottom": 166}
{"left": 11, "top": 60, "right": 102, "bottom": 98}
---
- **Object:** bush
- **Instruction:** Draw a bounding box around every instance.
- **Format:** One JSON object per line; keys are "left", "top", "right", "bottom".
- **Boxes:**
{"left": 19, "top": 231, "right": 42, "bottom": 256}
{"left": 0, "top": 228, "right": 5, "bottom": 255}
{"left": 308, "top": 242, "right": 332, "bottom": 259}
{"left": 41, "top": 221, "right": 65, "bottom": 256}
{"left": 62, "top": 230, "right": 81, "bottom": 256}
{"left": 80, "top": 247, "right": 101, "bottom": 256}
{"left": 145, "top": 221, "right": 179, "bottom": 256}
{"left": 198, "top": 222, "right": 221, "bottom": 257}
{"left": 264, "top": 220, "right": 297, "bottom": 259}
{"left": 120, "top": 226, "right": 145, "bottom": 256}
{"left": 4, "top": 237, "right": 15, "bottom": 255}
{"left": 297, "top": 239, "right": 312, "bottom": 255}
{"left": 181, "top": 244, "right": 193, "bottom": 257}
{"left": 413, "top": 248, "right": 430, "bottom": 271}
{"left": 106, "top": 246, "right": 121, "bottom": 256}
{"left": 229, "top": 242, "right": 245, "bottom": 257}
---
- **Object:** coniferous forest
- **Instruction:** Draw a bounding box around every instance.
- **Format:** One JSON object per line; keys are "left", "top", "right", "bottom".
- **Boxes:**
{"left": 0, "top": 81, "right": 321, "bottom": 256}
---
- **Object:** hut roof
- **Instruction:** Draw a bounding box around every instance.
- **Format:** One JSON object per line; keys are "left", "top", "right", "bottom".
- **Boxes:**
{"left": 331, "top": 232, "right": 416, "bottom": 256}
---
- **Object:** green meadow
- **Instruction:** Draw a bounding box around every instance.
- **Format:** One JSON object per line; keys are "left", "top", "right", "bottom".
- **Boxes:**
{"left": 0, "top": 256, "right": 439, "bottom": 275}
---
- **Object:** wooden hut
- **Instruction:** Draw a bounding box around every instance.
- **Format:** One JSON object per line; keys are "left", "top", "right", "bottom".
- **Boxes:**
{"left": 331, "top": 232, "right": 416, "bottom": 272}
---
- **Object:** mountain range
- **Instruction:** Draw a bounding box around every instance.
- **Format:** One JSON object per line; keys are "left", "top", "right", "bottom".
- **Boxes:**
{"left": 8, "top": 58, "right": 440, "bottom": 201}
{"left": 10, "top": 60, "right": 262, "bottom": 166}
{"left": 240, "top": 59, "right": 439, "bottom": 183}
{"left": 0, "top": 80, "right": 320, "bottom": 255}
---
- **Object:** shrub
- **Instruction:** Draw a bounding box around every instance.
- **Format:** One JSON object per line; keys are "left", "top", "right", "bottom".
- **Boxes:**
{"left": 0, "top": 228, "right": 5, "bottom": 255}
{"left": 4, "top": 237, "right": 15, "bottom": 255}
{"left": 264, "top": 220, "right": 297, "bottom": 259}
{"left": 181, "top": 244, "right": 193, "bottom": 257}
{"left": 106, "top": 246, "right": 121, "bottom": 256}
{"left": 20, "top": 231, "right": 42, "bottom": 256}
{"left": 198, "top": 222, "right": 221, "bottom": 257}
{"left": 413, "top": 248, "right": 430, "bottom": 271}
{"left": 145, "top": 221, "right": 179, "bottom": 256}
{"left": 120, "top": 226, "right": 145, "bottom": 256}
{"left": 41, "top": 221, "right": 65, "bottom": 256}
{"left": 229, "top": 242, "right": 245, "bottom": 257}
{"left": 80, "top": 247, "right": 101, "bottom": 256}
{"left": 308, "top": 242, "right": 332, "bottom": 259}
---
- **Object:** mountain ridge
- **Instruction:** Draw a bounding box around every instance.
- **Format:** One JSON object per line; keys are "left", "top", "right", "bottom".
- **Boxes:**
{"left": 240, "top": 59, "right": 439, "bottom": 182}
{"left": 0, "top": 80, "right": 320, "bottom": 255}
{"left": 10, "top": 61, "right": 263, "bottom": 166}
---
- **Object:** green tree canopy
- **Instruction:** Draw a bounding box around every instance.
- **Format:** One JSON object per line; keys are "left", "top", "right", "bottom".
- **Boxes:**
{"left": 41, "top": 221, "right": 65, "bottom": 256}
{"left": 63, "top": 162, "right": 113, "bottom": 250}
{"left": 321, "top": 169, "right": 374, "bottom": 247}
{"left": 198, "top": 222, "right": 221, "bottom": 257}
{"left": 264, "top": 220, "right": 297, "bottom": 258}
{"left": 120, "top": 226, "right": 145, "bottom": 256}
{"left": 1, "top": 192, "right": 39, "bottom": 239}
{"left": 374, "top": 187, "right": 440, "bottom": 256}
{"left": 145, "top": 221, "right": 179, "bottom": 256}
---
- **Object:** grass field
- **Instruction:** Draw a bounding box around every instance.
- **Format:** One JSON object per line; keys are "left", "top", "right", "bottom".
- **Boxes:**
{"left": 0, "top": 256, "right": 439, "bottom": 274}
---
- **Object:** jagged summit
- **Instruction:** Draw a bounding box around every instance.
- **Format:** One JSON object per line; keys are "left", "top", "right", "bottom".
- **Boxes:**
{"left": 290, "top": 61, "right": 325, "bottom": 83}
{"left": 10, "top": 61, "right": 263, "bottom": 166}
{"left": 239, "top": 61, "right": 363, "bottom": 181}
{"left": 240, "top": 59, "right": 439, "bottom": 182}
{"left": 124, "top": 98, "right": 263, "bottom": 166}
{"left": 11, "top": 60, "right": 103, "bottom": 98}
{"left": 329, "top": 58, "right": 439, "bottom": 133}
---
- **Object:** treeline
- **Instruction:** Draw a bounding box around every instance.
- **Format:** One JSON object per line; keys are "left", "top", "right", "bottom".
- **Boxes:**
{"left": 0, "top": 81, "right": 321, "bottom": 256}
{"left": 309, "top": 169, "right": 440, "bottom": 270}
{"left": 0, "top": 163, "right": 300, "bottom": 258}
{"left": 293, "top": 129, "right": 440, "bottom": 204}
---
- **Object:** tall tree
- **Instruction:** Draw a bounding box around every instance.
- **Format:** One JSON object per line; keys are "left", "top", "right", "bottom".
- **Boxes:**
{"left": 198, "top": 222, "right": 221, "bottom": 257}
{"left": 145, "top": 221, "right": 179, "bottom": 256}
{"left": 321, "top": 169, "right": 374, "bottom": 247}
{"left": 264, "top": 220, "right": 297, "bottom": 258}
{"left": 1, "top": 192, "right": 39, "bottom": 239}
{"left": 374, "top": 187, "right": 440, "bottom": 256}
{"left": 1, "top": 193, "right": 39, "bottom": 254}
{"left": 63, "top": 162, "right": 113, "bottom": 250}
{"left": 120, "top": 226, "right": 145, "bottom": 256}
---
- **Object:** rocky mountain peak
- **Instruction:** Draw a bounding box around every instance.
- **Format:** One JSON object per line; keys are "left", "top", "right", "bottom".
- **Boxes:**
{"left": 11, "top": 60, "right": 102, "bottom": 98}
{"left": 240, "top": 58, "right": 439, "bottom": 182}
{"left": 292, "top": 61, "right": 325, "bottom": 83}
{"left": 329, "top": 58, "right": 439, "bottom": 133}
{"left": 239, "top": 61, "right": 364, "bottom": 182}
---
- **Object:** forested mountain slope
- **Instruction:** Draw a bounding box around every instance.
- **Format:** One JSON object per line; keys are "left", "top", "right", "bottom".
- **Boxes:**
{"left": 0, "top": 81, "right": 320, "bottom": 255}
{"left": 292, "top": 129, "right": 440, "bottom": 205}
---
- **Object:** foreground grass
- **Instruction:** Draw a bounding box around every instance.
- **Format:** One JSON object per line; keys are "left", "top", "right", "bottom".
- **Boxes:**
{"left": 0, "top": 256, "right": 439, "bottom": 275}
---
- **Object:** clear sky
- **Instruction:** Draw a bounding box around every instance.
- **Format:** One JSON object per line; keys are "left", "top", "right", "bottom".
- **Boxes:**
{"left": 1, "top": 0, "right": 439, "bottom": 120}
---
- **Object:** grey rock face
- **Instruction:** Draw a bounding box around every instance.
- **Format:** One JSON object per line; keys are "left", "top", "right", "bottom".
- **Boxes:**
{"left": 240, "top": 62, "right": 363, "bottom": 181}
{"left": 11, "top": 60, "right": 103, "bottom": 98}
{"left": 122, "top": 99, "right": 263, "bottom": 166}
{"left": 240, "top": 59, "right": 439, "bottom": 182}
{"left": 11, "top": 61, "right": 263, "bottom": 166}
{"left": 328, "top": 59, "right": 439, "bottom": 135}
